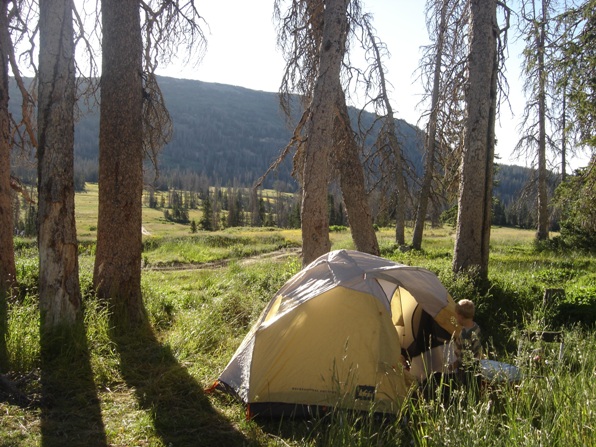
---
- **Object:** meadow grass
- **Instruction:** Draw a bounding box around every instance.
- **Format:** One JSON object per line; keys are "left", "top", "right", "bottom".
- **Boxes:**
{"left": 1, "top": 212, "right": 595, "bottom": 446}
{"left": 406, "top": 328, "right": 595, "bottom": 447}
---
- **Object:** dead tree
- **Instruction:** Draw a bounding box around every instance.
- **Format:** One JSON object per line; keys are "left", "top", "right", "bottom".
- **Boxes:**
{"left": 413, "top": 0, "right": 468, "bottom": 250}
{"left": 0, "top": 0, "right": 37, "bottom": 296}
{"left": 274, "top": 0, "right": 386, "bottom": 264}
{"left": 93, "top": 0, "right": 205, "bottom": 326}
{"left": 37, "top": 0, "right": 82, "bottom": 328}
{"left": 453, "top": 0, "right": 499, "bottom": 278}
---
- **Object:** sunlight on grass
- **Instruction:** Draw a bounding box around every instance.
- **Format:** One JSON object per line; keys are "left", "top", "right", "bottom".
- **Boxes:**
{"left": 6, "top": 297, "right": 39, "bottom": 372}
{"left": 4, "top": 203, "right": 595, "bottom": 446}
{"left": 141, "top": 230, "right": 302, "bottom": 267}
{"left": 407, "top": 328, "right": 595, "bottom": 447}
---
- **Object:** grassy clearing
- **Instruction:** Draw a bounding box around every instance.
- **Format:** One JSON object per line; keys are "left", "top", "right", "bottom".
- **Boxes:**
{"left": 1, "top": 202, "right": 595, "bottom": 446}
{"left": 141, "top": 230, "right": 301, "bottom": 267}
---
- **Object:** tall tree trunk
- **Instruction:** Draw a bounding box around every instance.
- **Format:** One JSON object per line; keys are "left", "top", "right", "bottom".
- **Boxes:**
{"left": 390, "top": 129, "right": 406, "bottom": 247}
{"left": 413, "top": 0, "right": 448, "bottom": 251}
{"left": 37, "top": 0, "right": 81, "bottom": 328}
{"left": 300, "top": 0, "right": 348, "bottom": 265}
{"left": 561, "top": 89, "right": 566, "bottom": 182}
{"left": 363, "top": 18, "right": 406, "bottom": 247}
{"left": 0, "top": 0, "right": 15, "bottom": 296}
{"left": 536, "top": 0, "right": 549, "bottom": 241}
{"left": 335, "top": 90, "right": 380, "bottom": 256}
{"left": 559, "top": 0, "right": 570, "bottom": 183}
{"left": 94, "top": 0, "right": 145, "bottom": 324}
{"left": 482, "top": 45, "right": 499, "bottom": 271}
{"left": 452, "top": 0, "right": 497, "bottom": 279}
{"left": 0, "top": 0, "right": 12, "bottom": 372}
{"left": 412, "top": 131, "right": 437, "bottom": 250}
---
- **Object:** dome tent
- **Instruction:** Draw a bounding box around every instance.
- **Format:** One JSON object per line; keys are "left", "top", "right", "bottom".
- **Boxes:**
{"left": 212, "top": 249, "right": 459, "bottom": 418}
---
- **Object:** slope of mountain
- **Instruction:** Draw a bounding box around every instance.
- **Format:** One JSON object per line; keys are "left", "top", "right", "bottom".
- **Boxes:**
{"left": 70, "top": 76, "right": 423, "bottom": 191}
{"left": 11, "top": 76, "right": 532, "bottom": 203}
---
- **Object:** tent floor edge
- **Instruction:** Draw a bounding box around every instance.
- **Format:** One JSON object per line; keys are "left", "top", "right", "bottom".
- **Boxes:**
{"left": 246, "top": 402, "right": 329, "bottom": 420}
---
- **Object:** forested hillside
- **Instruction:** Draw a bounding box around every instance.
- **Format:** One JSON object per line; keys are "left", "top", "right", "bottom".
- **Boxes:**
{"left": 11, "top": 76, "right": 533, "bottom": 205}
{"left": 68, "top": 76, "right": 422, "bottom": 192}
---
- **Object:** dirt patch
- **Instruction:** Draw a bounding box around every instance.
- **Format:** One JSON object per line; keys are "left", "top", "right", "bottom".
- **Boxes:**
{"left": 145, "top": 247, "right": 302, "bottom": 272}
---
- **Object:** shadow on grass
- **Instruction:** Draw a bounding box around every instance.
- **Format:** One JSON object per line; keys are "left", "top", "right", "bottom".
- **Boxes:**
{"left": 40, "top": 323, "right": 107, "bottom": 447}
{"left": 110, "top": 319, "right": 249, "bottom": 447}
{"left": 256, "top": 410, "right": 408, "bottom": 447}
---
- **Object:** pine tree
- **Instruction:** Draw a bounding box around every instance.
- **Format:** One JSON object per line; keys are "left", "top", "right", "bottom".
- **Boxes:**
{"left": 199, "top": 195, "right": 213, "bottom": 231}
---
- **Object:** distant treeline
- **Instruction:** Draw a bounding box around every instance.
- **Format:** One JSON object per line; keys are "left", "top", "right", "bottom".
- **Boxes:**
{"left": 9, "top": 76, "right": 558, "bottom": 231}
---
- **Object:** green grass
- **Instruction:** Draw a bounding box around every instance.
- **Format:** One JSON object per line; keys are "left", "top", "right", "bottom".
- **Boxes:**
{"left": 141, "top": 230, "right": 300, "bottom": 267}
{"left": 1, "top": 195, "right": 595, "bottom": 446}
{"left": 406, "top": 329, "right": 596, "bottom": 446}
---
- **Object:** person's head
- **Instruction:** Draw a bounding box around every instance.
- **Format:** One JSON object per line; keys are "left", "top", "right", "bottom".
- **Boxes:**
{"left": 455, "top": 299, "right": 475, "bottom": 323}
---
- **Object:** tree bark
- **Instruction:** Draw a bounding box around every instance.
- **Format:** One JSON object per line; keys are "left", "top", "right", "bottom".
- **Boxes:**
{"left": 482, "top": 41, "right": 498, "bottom": 272}
{"left": 94, "top": 0, "right": 145, "bottom": 324}
{"left": 37, "top": 0, "right": 82, "bottom": 328}
{"left": 413, "top": 0, "right": 448, "bottom": 251}
{"left": 363, "top": 18, "right": 406, "bottom": 247}
{"left": 391, "top": 132, "right": 407, "bottom": 248}
{"left": 334, "top": 90, "right": 380, "bottom": 256}
{"left": 0, "top": 0, "right": 12, "bottom": 372}
{"left": 0, "top": 0, "right": 15, "bottom": 295}
{"left": 300, "top": 0, "right": 349, "bottom": 266}
{"left": 561, "top": 89, "right": 567, "bottom": 182}
{"left": 536, "top": 0, "right": 549, "bottom": 241}
{"left": 452, "top": 0, "right": 497, "bottom": 279}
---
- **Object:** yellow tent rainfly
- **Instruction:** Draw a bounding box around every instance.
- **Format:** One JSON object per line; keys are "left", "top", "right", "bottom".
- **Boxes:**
{"left": 211, "top": 249, "right": 459, "bottom": 418}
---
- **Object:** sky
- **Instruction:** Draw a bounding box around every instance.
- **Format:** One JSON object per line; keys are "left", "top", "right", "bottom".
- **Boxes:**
{"left": 156, "top": 0, "right": 590, "bottom": 171}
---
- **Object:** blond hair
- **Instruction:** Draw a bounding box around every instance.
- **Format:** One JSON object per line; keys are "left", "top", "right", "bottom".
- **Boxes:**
{"left": 455, "top": 299, "right": 475, "bottom": 319}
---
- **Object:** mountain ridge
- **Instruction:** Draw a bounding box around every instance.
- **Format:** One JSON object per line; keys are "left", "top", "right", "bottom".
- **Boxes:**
{"left": 11, "top": 76, "right": 533, "bottom": 205}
